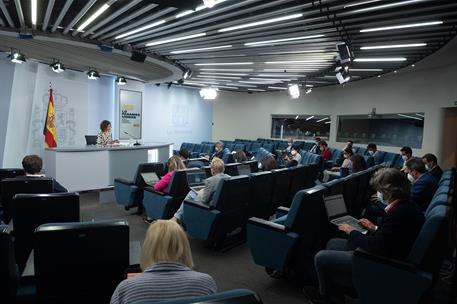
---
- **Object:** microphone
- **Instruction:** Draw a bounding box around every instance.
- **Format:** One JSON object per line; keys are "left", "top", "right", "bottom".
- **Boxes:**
{"left": 123, "top": 131, "right": 141, "bottom": 146}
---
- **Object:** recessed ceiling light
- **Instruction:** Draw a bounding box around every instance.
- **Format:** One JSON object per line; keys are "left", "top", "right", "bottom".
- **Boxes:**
{"left": 146, "top": 33, "right": 206, "bottom": 47}
{"left": 248, "top": 88, "right": 266, "bottom": 92}
{"left": 78, "top": 3, "right": 110, "bottom": 32}
{"left": 218, "top": 13, "right": 303, "bottom": 32}
{"left": 411, "top": 64, "right": 415, "bottom": 67}
{"left": 231, "top": 83, "right": 258, "bottom": 88}
{"left": 115, "top": 20, "right": 166, "bottom": 39}
{"left": 241, "top": 80, "right": 281, "bottom": 84}
{"left": 351, "top": 0, "right": 427, "bottom": 13}
{"left": 245, "top": 34, "right": 325, "bottom": 46}
{"left": 263, "top": 68, "right": 319, "bottom": 72}
{"left": 306, "top": 116, "right": 314, "bottom": 121}
{"left": 31, "top": 0, "right": 37, "bottom": 26}
{"left": 354, "top": 58, "right": 407, "bottom": 62}
{"left": 196, "top": 75, "right": 242, "bottom": 80}
{"left": 360, "top": 43, "right": 427, "bottom": 50}
{"left": 264, "top": 60, "right": 331, "bottom": 64}
{"left": 195, "top": 62, "right": 254, "bottom": 66}
{"left": 175, "top": 10, "right": 194, "bottom": 18}
{"left": 199, "top": 68, "right": 253, "bottom": 72}
{"left": 360, "top": 21, "right": 443, "bottom": 32}
{"left": 349, "top": 68, "right": 383, "bottom": 72}
{"left": 256, "top": 74, "right": 306, "bottom": 77}
{"left": 200, "top": 72, "right": 249, "bottom": 76}
{"left": 268, "top": 86, "right": 288, "bottom": 90}
{"left": 170, "top": 45, "right": 232, "bottom": 54}
{"left": 250, "top": 77, "right": 295, "bottom": 81}
{"left": 316, "top": 117, "right": 329, "bottom": 122}
{"left": 344, "top": 0, "right": 382, "bottom": 8}
{"left": 397, "top": 113, "right": 423, "bottom": 121}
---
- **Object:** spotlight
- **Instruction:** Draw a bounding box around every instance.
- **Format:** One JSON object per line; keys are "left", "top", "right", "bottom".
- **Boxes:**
{"left": 167, "top": 82, "right": 173, "bottom": 89}
{"left": 116, "top": 76, "right": 127, "bottom": 85}
{"left": 305, "top": 87, "right": 312, "bottom": 94}
{"left": 183, "top": 68, "right": 192, "bottom": 79}
{"left": 199, "top": 87, "right": 218, "bottom": 100}
{"left": 335, "top": 66, "right": 351, "bottom": 84}
{"left": 203, "top": 0, "right": 216, "bottom": 8}
{"left": 87, "top": 69, "right": 100, "bottom": 80}
{"left": 50, "top": 60, "right": 66, "bottom": 73}
{"left": 336, "top": 42, "right": 353, "bottom": 64}
{"left": 288, "top": 84, "right": 300, "bottom": 99}
{"left": 9, "top": 51, "right": 26, "bottom": 64}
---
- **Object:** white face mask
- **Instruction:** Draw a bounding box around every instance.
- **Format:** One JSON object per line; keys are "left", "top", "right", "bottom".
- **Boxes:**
{"left": 407, "top": 173, "right": 415, "bottom": 183}
{"left": 425, "top": 164, "right": 430, "bottom": 171}
{"left": 402, "top": 155, "right": 408, "bottom": 161}
{"left": 343, "top": 154, "right": 349, "bottom": 159}
{"left": 288, "top": 142, "right": 292, "bottom": 146}
{"left": 368, "top": 150, "right": 374, "bottom": 155}
{"left": 291, "top": 150, "right": 297, "bottom": 156}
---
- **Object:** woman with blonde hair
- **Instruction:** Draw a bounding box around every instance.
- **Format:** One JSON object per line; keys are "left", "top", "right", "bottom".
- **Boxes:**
{"left": 111, "top": 220, "right": 217, "bottom": 304}
{"left": 153, "top": 155, "right": 185, "bottom": 193}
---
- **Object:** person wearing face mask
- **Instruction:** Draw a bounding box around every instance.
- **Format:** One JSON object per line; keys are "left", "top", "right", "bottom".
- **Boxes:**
{"left": 405, "top": 158, "right": 438, "bottom": 213}
{"left": 286, "top": 137, "right": 294, "bottom": 153}
{"left": 335, "top": 140, "right": 354, "bottom": 166}
{"left": 366, "top": 143, "right": 383, "bottom": 166}
{"left": 204, "top": 141, "right": 224, "bottom": 161}
{"left": 304, "top": 168, "right": 424, "bottom": 304}
{"left": 322, "top": 148, "right": 354, "bottom": 181}
{"left": 421, "top": 153, "right": 443, "bottom": 182}
{"left": 309, "top": 137, "right": 321, "bottom": 154}
{"left": 285, "top": 145, "right": 302, "bottom": 167}
{"left": 400, "top": 146, "right": 413, "bottom": 173}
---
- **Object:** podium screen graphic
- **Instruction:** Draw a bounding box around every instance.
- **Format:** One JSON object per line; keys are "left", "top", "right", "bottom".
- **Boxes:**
{"left": 119, "top": 90, "right": 142, "bottom": 140}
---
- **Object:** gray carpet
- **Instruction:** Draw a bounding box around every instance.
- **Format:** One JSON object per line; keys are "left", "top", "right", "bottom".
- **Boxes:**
{"left": 80, "top": 192, "right": 308, "bottom": 304}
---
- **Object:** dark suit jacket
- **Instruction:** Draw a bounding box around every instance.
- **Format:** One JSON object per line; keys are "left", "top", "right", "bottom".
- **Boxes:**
{"left": 210, "top": 150, "right": 224, "bottom": 160}
{"left": 15, "top": 175, "right": 68, "bottom": 193}
{"left": 349, "top": 200, "right": 424, "bottom": 260}
{"left": 410, "top": 173, "right": 438, "bottom": 213}
{"left": 429, "top": 166, "right": 443, "bottom": 183}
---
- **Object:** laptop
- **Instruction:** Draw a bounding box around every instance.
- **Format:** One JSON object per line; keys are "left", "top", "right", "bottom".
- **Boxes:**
{"left": 323, "top": 194, "right": 368, "bottom": 234}
{"left": 186, "top": 171, "right": 207, "bottom": 192}
{"left": 141, "top": 172, "right": 160, "bottom": 186}
{"left": 237, "top": 164, "right": 251, "bottom": 176}
{"left": 85, "top": 135, "right": 97, "bottom": 145}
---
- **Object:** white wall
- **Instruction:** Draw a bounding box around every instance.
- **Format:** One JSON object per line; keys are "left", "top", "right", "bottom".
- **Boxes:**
{"left": 0, "top": 57, "right": 15, "bottom": 165}
{"left": 213, "top": 62, "right": 457, "bottom": 159}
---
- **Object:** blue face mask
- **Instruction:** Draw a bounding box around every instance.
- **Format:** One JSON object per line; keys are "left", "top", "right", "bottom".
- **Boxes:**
{"left": 377, "top": 191, "right": 388, "bottom": 206}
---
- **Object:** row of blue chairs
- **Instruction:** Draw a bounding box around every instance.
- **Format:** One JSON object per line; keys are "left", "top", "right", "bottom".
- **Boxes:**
{"left": 246, "top": 165, "right": 382, "bottom": 278}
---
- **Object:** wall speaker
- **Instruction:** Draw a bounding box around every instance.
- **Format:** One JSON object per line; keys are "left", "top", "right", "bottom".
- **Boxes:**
{"left": 131, "top": 51, "right": 146, "bottom": 63}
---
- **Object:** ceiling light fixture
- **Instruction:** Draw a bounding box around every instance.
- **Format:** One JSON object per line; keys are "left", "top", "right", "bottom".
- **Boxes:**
{"left": 360, "top": 21, "right": 443, "bottom": 33}
{"left": 288, "top": 84, "right": 300, "bottom": 99}
{"left": 200, "top": 87, "right": 218, "bottom": 100}
{"left": 197, "top": 0, "right": 226, "bottom": 11}
{"left": 361, "top": 43, "right": 427, "bottom": 50}
{"left": 200, "top": 72, "right": 248, "bottom": 76}
{"left": 175, "top": 10, "right": 194, "bottom": 18}
{"left": 245, "top": 34, "right": 325, "bottom": 46}
{"left": 115, "top": 20, "right": 166, "bottom": 39}
{"left": 9, "top": 51, "right": 26, "bottom": 64}
{"left": 31, "top": 0, "right": 37, "bottom": 26}
{"left": 305, "top": 87, "right": 312, "bottom": 94}
{"left": 397, "top": 113, "right": 423, "bottom": 121}
{"left": 306, "top": 115, "right": 314, "bottom": 121}
{"left": 87, "top": 69, "right": 100, "bottom": 80}
{"left": 203, "top": 0, "right": 217, "bottom": 8}
{"left": 218, "top": 13, "right": 303, "bottom": 32}
{"left": 171, "top": 45, "right": 232, "bottom": 54}
{"left": 325, "top": 121, "right": 331, "bottom": 124}
{"left": 263, "top": 69, "right": 319, "bottom": 72}
{"left": 317, "top": 117, "right": 329, "bottom": 122}
{"left": 344, "top": 0, "right": 382, "bottom": 8}
{"left": 78, "top": 3, "right": 110, "bottom": 32}
{"left": 197, "top": 75, "right": 242, "bottom": 80}
{"left": 351, "top": 0, "right": 427, "bottom": 13}
{"left": 265, "top": 60, "right": 330, "bottom": 64}
{"left": 256, "top": 74, "right": 306, "bottom": 77}
{"left": 146, "top": 33, "right": 206, "bottom": 47}
{"left": 195, "top": 62, "right": 253, "bottom": 66}
{"left": 50, "top": 60, "right": 66, "bottom": 73}
{"left": 183, "top": 69, "right": 192, "bottom": 80}
{"left": 354, "top": 58, "right": 407, "bottom": 62}
{"left": 199, "top": 68, "right": 254, "bottom": 72}
{"left": 349, "top": 68, "right": 383, "bottom": 72}
{"left": 116, "top": 76, "right": 127, "bottom": 85}
{"left": 268, "top": 86, "right": 287, "bottom": 90}
{"left": 248, "top": 88, "right": 266, "bottom": 92}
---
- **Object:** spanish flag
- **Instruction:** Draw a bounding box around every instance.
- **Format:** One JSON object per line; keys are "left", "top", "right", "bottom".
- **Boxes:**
{"left": 44, "top": 86, "right": 57, "bottom": 148}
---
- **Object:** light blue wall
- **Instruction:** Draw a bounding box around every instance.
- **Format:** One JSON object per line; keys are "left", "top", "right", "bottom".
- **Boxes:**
{"left": 0, "top": 57, "right": 15, "bottom": 165}
{"left": 143, "top": 85, "right": 213, "bottom": 150}
{"left": 88, "top": 75, "right": 115, "bottom": 135}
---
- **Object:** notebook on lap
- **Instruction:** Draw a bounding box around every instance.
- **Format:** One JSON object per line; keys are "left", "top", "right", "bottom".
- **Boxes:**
{"left": 186, "top": 171, "right": 207, "bottom": 192}
{"left": 324, "top": 194, "right": 368, "bottom": 234}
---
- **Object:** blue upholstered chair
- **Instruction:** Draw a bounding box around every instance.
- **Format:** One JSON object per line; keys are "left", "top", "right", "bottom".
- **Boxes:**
{"left": 382, "top": 152, "right": 400, "bottom": 168}
{"left": 303, "top": 142, "right": 314, "bottom": 151}
{"left": 247, "top": 171, "right": 273, "bottom": 219}
{"left": 114, "top": 162, "right": 164, "bottom": 211}
{"left": 287, "top": 165, "right": 307, "bottom": 206}
{"left": 270, "top": 168, "right": 293, "bottom": 211}
{"left": 182, "top": 176, "right": 250, "bottom": 247}
{"left": 222, "top": 148, "right": 234, "bottom": 164}
{"left": 200, "top": 144, "right": 214, "bottom": 156}
{"left": 143, "top": 169, "right": 194, "bottom": 220}
{"left": 353, "top": 204, "right": 450, "bottom": 304}
{"left": 247, "top": 185, "right": 331, "bottom": 275}
{"left": 233, "top": 143, "right": 245, "bottom": 152}
{"left": 137, "top": 289, "right": 262, "bottom": 304}
{"left": 249, "top": 142, "right": 262, "bottom": 156}
{"left": 277, "top": 141, "right": 289, "bottom": 150}
{"left": 262, "top": 143, "right": 274, "bottom": 152}
{"left": 224, "top": 142, "right": 235, "bottom": 152}
{"left": 255, "top": 147, "right": 272, "bottom": 163}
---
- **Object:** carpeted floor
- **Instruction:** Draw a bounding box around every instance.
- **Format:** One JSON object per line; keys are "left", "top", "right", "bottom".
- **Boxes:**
{"left": 80, "top": 192, "right": 456, "bottom": 304}
{"left": 80, "top": 192, "right": 309, "bottom": 304}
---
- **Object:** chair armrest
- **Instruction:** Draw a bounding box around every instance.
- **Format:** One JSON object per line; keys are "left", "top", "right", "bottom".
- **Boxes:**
{"left": 354, "top": 248, "right": 415, "bottom": 271}
{"left": 143, "top": 186, "right": 166, "bottom": 196}
{"left": 114, "top": 178, "right": 135, "bottom": 186}
{"left": 248, "top": 217, "right": 286, "bottom": 232}
{"left": 183, "top": 199, "right": 213, "bottom": 210}
{"left": 275, "top": 206, "right": 290, "bottom": 218}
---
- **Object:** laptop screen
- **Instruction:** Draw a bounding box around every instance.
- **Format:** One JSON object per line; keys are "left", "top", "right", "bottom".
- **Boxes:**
{"left": 237, "top": 164, "right": 251, "bottom": 176}
{"left": 323, "top": 194, "right": 348, "bottom": 219}
{"left": 186, "top": 171, "right": 206, "bottom": 186}
{"left": 141, "top": 172, "right": 159, "bottom": 184}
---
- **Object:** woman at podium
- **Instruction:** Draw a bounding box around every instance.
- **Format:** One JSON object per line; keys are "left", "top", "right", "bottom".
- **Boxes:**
{"left": 96, "top": 120, "right": 119, "bottom": 145}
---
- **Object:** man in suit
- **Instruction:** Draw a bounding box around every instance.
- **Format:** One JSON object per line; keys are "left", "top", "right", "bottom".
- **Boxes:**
{"left": 17, "top": 155, "right": 67, "bottom": 193}
{"left": 309, "top": 137, "right": 321, "bottom": 154}
{"left": 405, "top": 158, "right": 438, "bottom": 213}
{"left": 366, "top": 143, "right": 383, "bottom": 166}
{"left": 173, "top": 157, "right": 230, "bottom": 222}
{"left": 422, "top": 153, "right": 443, "bottom": 182}
{"left": 304, "top": 168, "right": 424, "bottom": 303}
